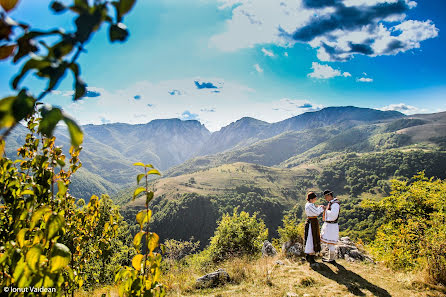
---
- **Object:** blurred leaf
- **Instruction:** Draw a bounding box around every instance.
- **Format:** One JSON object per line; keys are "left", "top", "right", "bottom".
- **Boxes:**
{"left": 38, "top": 106, "right": 63, "bottom": 137}
{"left": 30, "top": 206, "right": 51, "bottom": 229}
{"left": 57, "top": 181, "right": 67, "bottom": 197}
{"left": 26, "top": 245, "right": 42, "bottom": 272}
{"left": 0, "top": 96, "right": 16, "bottom": 127}
{"left": 20, "top": 189, "right": 33, "bottom": 196}
{"left": 131, "top": 254, "right": 144, "bottom": 271}
{"left": 118, "top": 0, "right": 136, "bottom": 17}
{"left": 0, "top": 139, "right": 4, "bottom": 156}
{"left": 0, "top": 0, "right": 19, "bottom": 12}
{"left": 68, "top": 62, "right": 80, "bottom": 77}
{"left": 136, "top": 173, "right": 145, "bottom": 185}
{"left": 17, "top": 228, "right": 28, "bottom": 247}
{"left": 74, "top": 0, "right": 89, "bottom": 10}
{"left": 63, "top": 116, "right": 83, "bottom": 147}
{"left": 133, "top": 187, "right": 145, "bottom": 199}
{"left": 36, "top": 62, "right": 68, "bottom": 91}
{"left": 45, "top": 213, "right": 65, "bottom": 240}
{"left": 12, "top": 89, "right": 35, "bottom": 122}
{"left": 52, "top": 37, "right": 75, "bottom": 59}
{"left": 74, "top": 77, "right": 86, "bottom": 100}
{"left": 74, "top": 7, "right": 105, "bottom": 43}
{"left": 133, "top": 162, "right": 145, "bottom": 167}
{"left": 109, "top": 23, "right": 128, "bottom": 42}
{"left": 0, "top": 44, "right": 15, "bottom": 60}
{"left": 14, "top": 34, "right": 39, "bottom": 63}
{"left": 12, "top": 57, "right": 51, "bottom": 89}
{"left": 50, "top": 1, "right": 66, "bottom": 13}
{"left": 50, "top": 243, "right": 71, "bottom": 272}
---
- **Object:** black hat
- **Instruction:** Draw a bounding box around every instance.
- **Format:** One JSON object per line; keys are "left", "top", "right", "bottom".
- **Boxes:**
{"left": 323, "top": 190, "right": 333, "bottom": 196}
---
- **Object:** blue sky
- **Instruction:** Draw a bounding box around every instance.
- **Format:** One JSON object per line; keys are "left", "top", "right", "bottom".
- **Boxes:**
{"left": 1, "top": 0, "right": 445, "bottom": 131}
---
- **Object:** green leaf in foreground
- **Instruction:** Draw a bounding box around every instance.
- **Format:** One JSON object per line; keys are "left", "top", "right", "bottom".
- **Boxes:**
{"left": 63, "top": 115, "right": 83, "bottom": 147}
{"left": 39, "top": 106, "right": 63, "bottom": 137}
{"left": 45, "top": 213, "right": 65, "bottom": 240}
{"left": 50, "top": 243, "right": 71, "bottom": 272}
{"left": 26, "top": 245, "right": 43, "bottom": 272}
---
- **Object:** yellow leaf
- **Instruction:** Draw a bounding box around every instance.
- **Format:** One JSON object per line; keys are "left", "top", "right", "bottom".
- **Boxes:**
{"left": 136, "top": 209, "right": 151, "bottom": 227}
{"left": 132, "top": 254, "right": 144, "bottom": 271}
{"left": 147, "top": 232, "right": 159, "bottom": 254}
{"left": 147, "top": 169, "right": 161, "bottom": 176}
{"left": 50, "top": 243, "right": 71, "bottom": 272}
{"left": 133, "top": 187, "right": 146, "bottom": 199}
{"left": 0, "top": 0, "right": 19, "bottom": 12}
{"left": 17, "top": 228, "right": 28, "bottom": 247}
{"left": 26, "top": 245, "right": 42, "bottom": 272}
{"left": 133, "top": 231, "right": 145, "bottom": 250}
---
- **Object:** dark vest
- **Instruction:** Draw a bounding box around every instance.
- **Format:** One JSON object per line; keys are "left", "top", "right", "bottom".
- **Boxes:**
{"left": 325, "top": 199, "right": 340, "bottom": 224}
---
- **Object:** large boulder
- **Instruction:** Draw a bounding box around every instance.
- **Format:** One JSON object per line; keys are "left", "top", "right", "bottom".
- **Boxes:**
{"left": 262, "top": 240, "right": 277, "bottom": 257}
{"left": 282, "top": 241, "right": 304, "bottom": 258}
{"left": 195, "top": 269, "right": 230, "bottom": 288}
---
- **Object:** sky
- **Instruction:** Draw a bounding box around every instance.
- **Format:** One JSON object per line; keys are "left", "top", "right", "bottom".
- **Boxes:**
{"left": 1, "top": 0, "right": 445, "bottom": 131}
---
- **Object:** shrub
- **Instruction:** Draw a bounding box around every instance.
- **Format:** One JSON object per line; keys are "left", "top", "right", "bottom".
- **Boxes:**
{"left": 366, "top": 172, "right": 446, "bottom": 285}
{"left": 208, "top": 208, "right": 268, "bottom": 262}
{"left": 277, "top": 215, "right": 304, "bottom": 245}
{"left": 164, "top": 238, "right": 200, "bottom": 262}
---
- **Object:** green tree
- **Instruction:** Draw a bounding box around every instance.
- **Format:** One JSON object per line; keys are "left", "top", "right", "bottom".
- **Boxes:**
{"left": 208, "top": 208, "right": 268, "bottom": 262}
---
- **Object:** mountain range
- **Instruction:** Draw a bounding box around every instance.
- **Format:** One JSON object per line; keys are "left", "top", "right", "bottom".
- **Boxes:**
{"left": 5, "top": 106, "right": 446, "bottom": 202}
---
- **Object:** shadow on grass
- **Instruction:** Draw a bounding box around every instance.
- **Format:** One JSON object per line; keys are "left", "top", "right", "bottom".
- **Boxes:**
{"left": 312, "top": 262, "right": 391, "bottom": 297}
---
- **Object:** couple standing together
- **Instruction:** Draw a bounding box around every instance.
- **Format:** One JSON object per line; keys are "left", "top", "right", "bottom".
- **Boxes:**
{"left": 304, "top": 190, "right": 340, "bottom": 264}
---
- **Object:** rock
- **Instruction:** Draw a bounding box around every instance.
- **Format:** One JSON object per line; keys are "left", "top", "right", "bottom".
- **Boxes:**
{"left": 262, "top": 240, "right": 277, "bottom": 257}
{"left": 325, "top": 237, "right": 373, "bottom": 263}
{"left": 195, "top": 269, "right": 230, "bottom": 289}
{"left": 282, "top": 241, "right": 304, "bottom": 258}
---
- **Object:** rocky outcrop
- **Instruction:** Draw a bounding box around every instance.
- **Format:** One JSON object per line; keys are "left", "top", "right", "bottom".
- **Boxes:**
{"left": 195, "top": 269, "right": 230, "bottom": 288}
{"left": 334, "top": 237, "right": 373, "bottom": 262}
{"left": 282, "top": 241, "right": 304, "bottom": 258}
{"left": 262, "top": 240, "right": 277, "bottom": 257}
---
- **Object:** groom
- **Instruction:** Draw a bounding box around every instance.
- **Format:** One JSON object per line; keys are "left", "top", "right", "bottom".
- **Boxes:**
{"left": 320, "top": 189, "right": 340, "bottom": 264}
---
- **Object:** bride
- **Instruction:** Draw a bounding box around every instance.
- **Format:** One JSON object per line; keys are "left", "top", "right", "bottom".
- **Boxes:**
{"left": 304, "top": 191, "right": 325, "bottom": 264}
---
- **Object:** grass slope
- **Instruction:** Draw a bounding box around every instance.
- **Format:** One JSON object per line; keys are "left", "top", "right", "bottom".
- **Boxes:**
{"left": 76, "top": 258, "right": 445, "bottom": 297}
{"left": 129, "top": 162, "right": 315, "bottom": 207}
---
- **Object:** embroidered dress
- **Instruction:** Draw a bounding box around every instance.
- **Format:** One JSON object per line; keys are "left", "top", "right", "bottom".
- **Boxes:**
{"left": 304, "top": 202, "right": 324, "bottom": 254}
{"left": 320, "top": 198, "right": 340, "bottom": 245}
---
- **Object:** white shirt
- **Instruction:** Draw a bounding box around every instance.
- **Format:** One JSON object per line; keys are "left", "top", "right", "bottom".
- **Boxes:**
{"left": 305, "top": 202, "right": 324, "bottom": 217}
{"left": 324, "top": 198, "right": 340, "bottom": 221}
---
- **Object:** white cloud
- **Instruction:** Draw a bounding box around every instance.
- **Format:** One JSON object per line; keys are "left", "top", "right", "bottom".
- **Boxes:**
{"left": 211, "top": 0, "right": 438, "bottom": 61}
{"left": 261, "top": 48, "right": 275, "bottom": 57}
{"left": 380, "top": 103, "right": 420, "bottom": 114}
{"left": 357, "top": 77, "right": 373, "bottom": 82}
{"left": 308, "top": 62, "right": 351, "bottom": 79}
{"left": 254, "top": 63, "right": 263, "bottom": 73}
